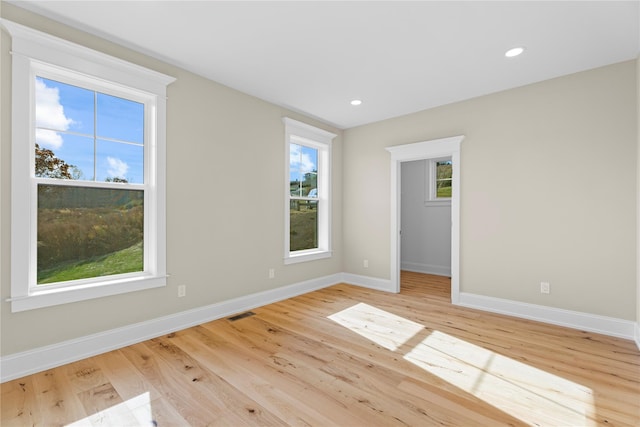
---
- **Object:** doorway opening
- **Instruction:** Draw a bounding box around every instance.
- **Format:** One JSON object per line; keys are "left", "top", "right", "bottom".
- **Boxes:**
{"left": 386, "top": 135, "right": 463, "bottom": 303}
{"left": 401, "top": 158, "right": 452, "bottom": 277}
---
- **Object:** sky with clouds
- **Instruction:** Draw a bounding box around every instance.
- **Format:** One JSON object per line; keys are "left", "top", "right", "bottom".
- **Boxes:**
{"left": 290, "top": 143, "right": 317, "bottom": 197}
{"left": 35, "top": 77, "right": 144, "bottom": 184}
{"left": 36, "top": 76, "right": 321, "bottom": 190}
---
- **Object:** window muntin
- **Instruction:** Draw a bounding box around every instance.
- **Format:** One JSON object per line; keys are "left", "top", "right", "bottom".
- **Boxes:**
{"left": 283, "top": 118, "right": 335, "bottom": 264}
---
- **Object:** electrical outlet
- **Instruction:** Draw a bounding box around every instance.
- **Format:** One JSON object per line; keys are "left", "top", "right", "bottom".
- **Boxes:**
{"left": 363, "top": 259, "right": 369, "bottom": 268}
{"left": 269, "top": 268, "right": 275, "bottom": 279}
{"left": 540, "top": 282, "right": 550, "bottom": 294}
{"left": 178, "top": 285, "right": 186, "bottom": 297}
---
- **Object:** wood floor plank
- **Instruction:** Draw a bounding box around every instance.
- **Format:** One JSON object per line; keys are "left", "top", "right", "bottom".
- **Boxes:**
{"left": 213, "top": 316, "right": 444, "bottom": 426}
{"left": 186, "top": 329, "right": 368, "bottom": 427}
{"left": 123, "top": 340, "right": 272, "bottom": 426}
{"left": 171, "top": 328, "right": 339, "bottom": 426}
{"left": 194, "top": 323, "right": 397, "bottom": 426}
{"left": 2, "top": 271, "right": 639, "bottom": 426}
{"left": 0, "top": 377, "right": 38, "bottom": 426}
{"left": 147, "top": 334, "right": 288, "bottom": 427}
{"left": 31, "top": 368, "right": 88, "bottom": 426}
{"left": 93, "top": 349, "right": 165, "bottom": 403}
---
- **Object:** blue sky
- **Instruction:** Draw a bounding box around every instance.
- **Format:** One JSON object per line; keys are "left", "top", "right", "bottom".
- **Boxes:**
{"left": 35, "top": 77, "right": 144, "bottom": 184}
{"left": 289, "top": 143, "right": 317, "bottom": 197}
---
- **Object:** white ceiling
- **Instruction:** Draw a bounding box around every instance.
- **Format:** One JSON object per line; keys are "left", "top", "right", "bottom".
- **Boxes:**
{"left": 7, "top": 1, "right": 640, "bottom": 129}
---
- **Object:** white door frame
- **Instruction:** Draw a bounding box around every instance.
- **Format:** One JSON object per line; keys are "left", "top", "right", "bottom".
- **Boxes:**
{"left": 386, "top": 135, "right": 463, "bottom": 303}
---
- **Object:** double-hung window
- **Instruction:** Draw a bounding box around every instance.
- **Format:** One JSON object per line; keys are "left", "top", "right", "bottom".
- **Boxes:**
{"left": 283, "top": 118, "right": 335, "bottom": 264}
{"left": 4, "top": 20, "right": 175, "bottom": 312}
{"left": 426, "top": 157, "right": 453, "bottom": 203}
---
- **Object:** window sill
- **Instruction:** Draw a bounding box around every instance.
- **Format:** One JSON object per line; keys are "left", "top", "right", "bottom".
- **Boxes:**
{"left": 8, "top": 275, "right": 167, "bottom": 312}
{"left": 424, "top": 199, "right": 452, "bottom": 207}
{"left": 284, "top": 250, "right": 332, "bottom": 265}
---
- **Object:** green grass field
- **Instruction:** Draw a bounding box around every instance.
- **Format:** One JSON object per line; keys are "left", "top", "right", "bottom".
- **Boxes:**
{"left": 437, "top": 186, "right": 452, "bottom": 198}
{"left": 37, "top": 242, "right": 143, "bottom": 284}
{"left": 290, "top": 206, "right": 317, "bottom": 251}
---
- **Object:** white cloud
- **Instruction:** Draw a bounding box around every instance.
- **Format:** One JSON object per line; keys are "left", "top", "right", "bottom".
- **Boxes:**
{"left": 290, "top": 144, "right": 315, "bottom": 175}
{"left": 35, "top": 129, "right": 65, "bottom": 150}
{"left": 107, "top": 157, "right": 129, "bottom": 178}
{"left": 35, "top": 78, "right": 73, "bottom": 149}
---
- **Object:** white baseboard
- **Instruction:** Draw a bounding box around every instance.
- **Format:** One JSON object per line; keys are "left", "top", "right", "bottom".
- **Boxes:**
{"left": 401, "top": 261, "right": 451, "bottom": 277}
{"left": 458, "top": 292, "right": 637, "bottom": 341}
{"left": 3, "top": 273, "right": 636, "bottom": 383}
{"left": 341, "top": 272, "right": 395, "bottom": 293}
{"left": 0, "top": 273, "right": 342, "bottom": 383}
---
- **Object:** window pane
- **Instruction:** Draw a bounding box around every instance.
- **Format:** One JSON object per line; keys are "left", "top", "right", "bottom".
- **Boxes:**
{"left": 35, "top": 77, "right": 146, "bottom": 183}
{"left": 36, "top": 77, "right": 94, "bottom": 135}
{"left": 97, "top": 93, "right": 144, "bottom": 143}
{"left": 290, "top": 180, "right": 303, "bottom": 197}
{"left": 290, "top": 199, "right": 318, "bottom": 251}
{"left": 290, "top": 143, "right": 318, "bottom": 197}
{"left": 436, "top": 160, "right": 452, "bottom": 180}
{"left": 97, "top": 140, "right": 144, "bottom": 184}
{"left": 436, "top": 180, "right": 452, "bottom": 198}
{"left": 37, "top": 185, "right": 144, "bottom": 285}
{"left": 35, "top": 134, "right": 94, "bottom": 181}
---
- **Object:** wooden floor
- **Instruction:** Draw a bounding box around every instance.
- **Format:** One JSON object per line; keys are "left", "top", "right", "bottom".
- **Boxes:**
{"left": 2, "top": 271, "right": 640, "bottom": 426}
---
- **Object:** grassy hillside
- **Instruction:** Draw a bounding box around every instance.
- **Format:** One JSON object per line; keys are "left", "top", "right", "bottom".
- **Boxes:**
{"left": 38, "top": 242, "right": 143, "bottom": 284}
{"left": 290, "top": 207, "right": 317, "bottom": 251}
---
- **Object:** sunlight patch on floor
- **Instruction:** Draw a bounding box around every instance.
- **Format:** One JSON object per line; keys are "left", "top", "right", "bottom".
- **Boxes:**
{"left": 328, "top": 302, "right": 424, "bottom": 351}
{"left": 329, "top": 302, "right": 596, "bottom": 426}
{"left": 404, "top": 330, "right": 596, "bottom": 426}
{"left": 66, "top": 392, "right": 153, "bottom": 426}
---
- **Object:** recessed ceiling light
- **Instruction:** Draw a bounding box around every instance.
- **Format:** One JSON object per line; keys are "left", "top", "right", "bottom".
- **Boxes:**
{"left": 505, "top": 47, "right": 524, "bottom": 58}
{"left": 350, "top": 99, "right": 362, "bottom": 106}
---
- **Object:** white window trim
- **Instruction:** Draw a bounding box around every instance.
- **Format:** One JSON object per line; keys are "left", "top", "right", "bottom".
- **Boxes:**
{"left": 283, "top": 118, "right": 336, "bottom": 264}
{"left": 425, "top": 156, "right": 453, "bottom": 206}
{"left": 2, "top": 19, "right": 175, "bottom": 312}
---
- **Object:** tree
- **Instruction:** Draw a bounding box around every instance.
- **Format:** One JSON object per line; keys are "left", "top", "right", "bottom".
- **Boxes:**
{"left": 35, "top": 143, "right": 78, "bottom": 179}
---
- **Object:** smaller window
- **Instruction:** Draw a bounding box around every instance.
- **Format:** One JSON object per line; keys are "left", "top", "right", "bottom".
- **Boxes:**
{"left": 283, "top": 118, "right": 336, "bottom": 264}
{"left": 427, "top": 157, "right": 452, "bottom": 202}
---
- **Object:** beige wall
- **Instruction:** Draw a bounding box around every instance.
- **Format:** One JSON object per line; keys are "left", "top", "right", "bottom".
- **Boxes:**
{"left": 344, "top": 61, "right": 637, "bottom": 320}
{"left": 0, "top": 4, "right": 343, "bottom": 355}
{"left": 1, "top": 2, "right": 637, "bottom": 359}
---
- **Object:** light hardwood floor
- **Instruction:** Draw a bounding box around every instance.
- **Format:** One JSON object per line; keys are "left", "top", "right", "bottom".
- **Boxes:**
{"left": 2, "top": 271, "right": 639, "bottom": 426}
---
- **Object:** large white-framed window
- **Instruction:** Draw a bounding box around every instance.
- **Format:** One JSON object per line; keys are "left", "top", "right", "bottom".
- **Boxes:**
{"left": 3, "top": 20, "right": 175, "bottom": 312}
{"left": 283, "top": 118, "right": 336, "bottom": 264}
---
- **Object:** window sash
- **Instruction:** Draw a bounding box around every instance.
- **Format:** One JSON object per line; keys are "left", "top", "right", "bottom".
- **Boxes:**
{"left": 289, "top": 200, "right": 319, "bottom": 252}
{"left": 33, "top": 180, "right": 148, "bottom": 289}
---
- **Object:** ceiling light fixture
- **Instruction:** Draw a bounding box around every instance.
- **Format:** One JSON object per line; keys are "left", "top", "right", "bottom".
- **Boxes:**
{"left": 350, "top": 99, "right": 362, "bottom": 106}
{"left": 505, "top": 47, "right": 524, "bottom": 58}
